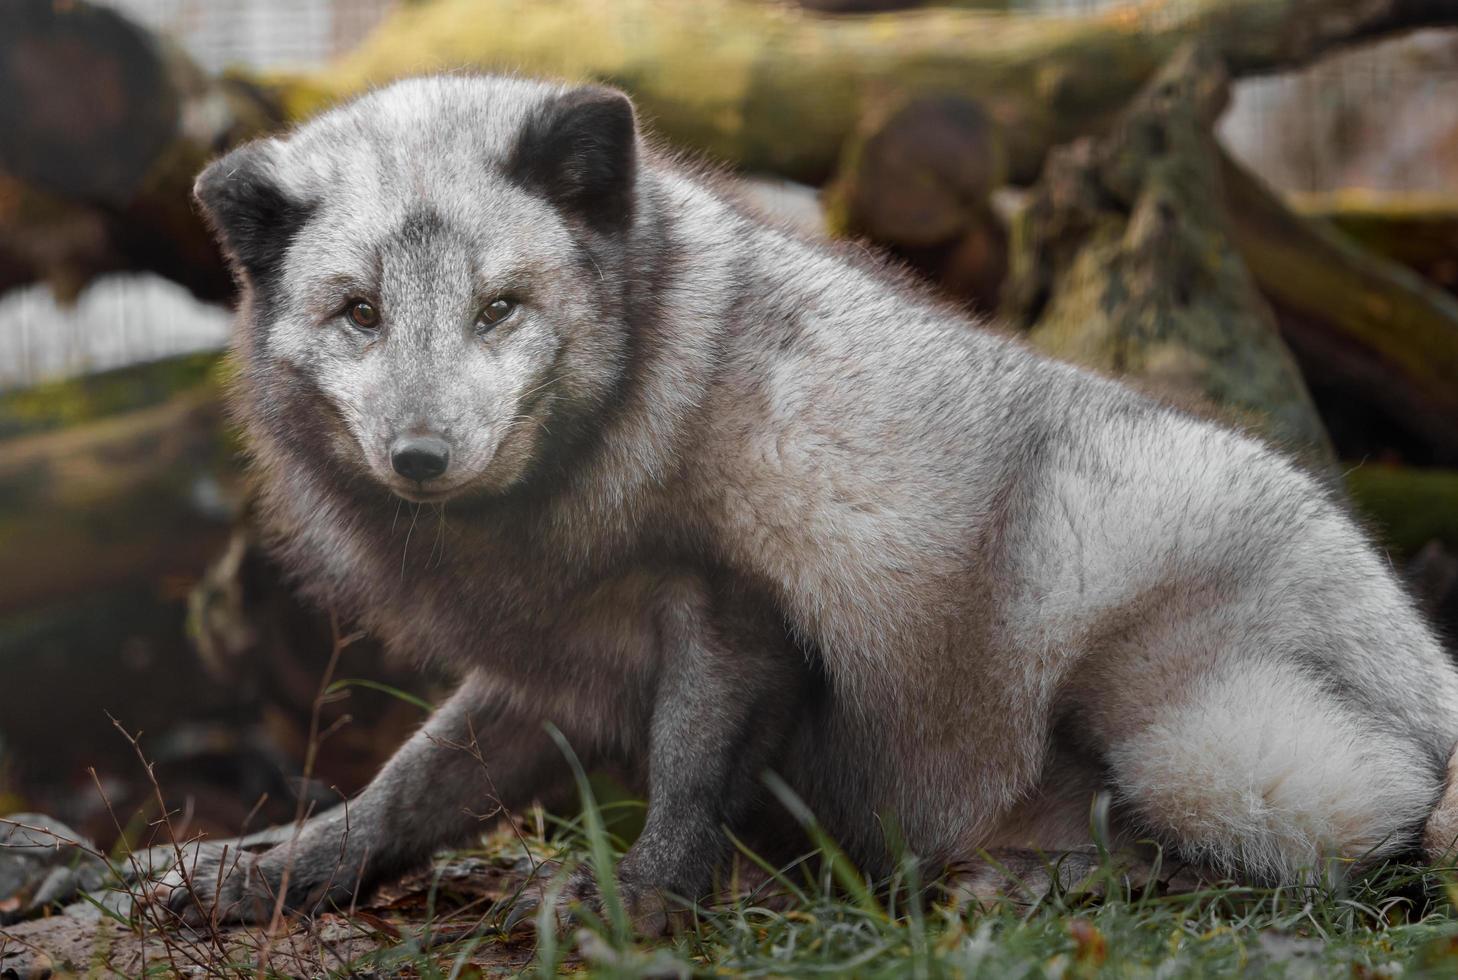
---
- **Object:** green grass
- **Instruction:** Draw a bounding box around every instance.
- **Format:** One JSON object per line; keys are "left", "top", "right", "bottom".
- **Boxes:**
{"left": 672, "top": 869, "right": 1458, "bottom": 979}
{"left": 25, "top": 782, "right": 1456, "bottom": 977}
{"left": 325, "top": 791, "right": 1458, "bottom": 979}
{"left": 24, "top": 699, "right": 1456, "bottom": 978}
{"left": 341, "top": 844, "right": 1458, "bottom": 978}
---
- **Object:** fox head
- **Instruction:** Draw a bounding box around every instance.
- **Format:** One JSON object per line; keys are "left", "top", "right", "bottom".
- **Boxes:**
{"left": 195, "top": 76, "right": 642, "bottom": 503}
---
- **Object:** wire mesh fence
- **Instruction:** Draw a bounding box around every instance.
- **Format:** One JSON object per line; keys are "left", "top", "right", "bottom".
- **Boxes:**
{"left": 92, "top": 0, "right": 397, "bottom": 71}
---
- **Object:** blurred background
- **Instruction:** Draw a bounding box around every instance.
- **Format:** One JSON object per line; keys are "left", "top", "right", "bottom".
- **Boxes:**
{"left": 2, "top": 0, "right": 1457, "bottom": 852}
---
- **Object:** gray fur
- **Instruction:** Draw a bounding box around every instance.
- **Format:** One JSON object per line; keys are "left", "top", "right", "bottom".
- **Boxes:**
{"left": 171, "top": 75, "right": 1458, "bottom": 926}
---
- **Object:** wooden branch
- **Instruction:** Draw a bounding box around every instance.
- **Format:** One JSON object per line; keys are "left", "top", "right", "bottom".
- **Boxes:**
{"left": 5, "top": 0, "right": 1458, "bottom": 302}
{"left": 1293, "top": 190, "right": 1458, "bottom": 294}
{"left": 1345, "top": 465, "right": 1458, "bottom": 557}
{"left": 1223, "top": 157, "right": 1458, "bottom": 465}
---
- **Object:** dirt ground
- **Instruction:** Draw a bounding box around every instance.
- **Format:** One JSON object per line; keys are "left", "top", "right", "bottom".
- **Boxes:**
{"left": 0, "top": 854, "right": 552, "bottom": 978}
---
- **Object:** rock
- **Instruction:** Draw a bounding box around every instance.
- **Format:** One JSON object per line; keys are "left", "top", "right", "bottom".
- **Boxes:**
{"left": 0, "top": 814, "right": 109, "bottom": 925}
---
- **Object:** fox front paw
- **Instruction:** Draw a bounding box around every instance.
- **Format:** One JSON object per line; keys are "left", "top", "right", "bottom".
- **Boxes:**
{"left": 145, "top": 845, "right": 276, "bottom": 926}
{"left": 149, "top": 841, "right": 353, "bottom": 926}
{"left": 503, "top": 865, "right": 669, "bottom": 937}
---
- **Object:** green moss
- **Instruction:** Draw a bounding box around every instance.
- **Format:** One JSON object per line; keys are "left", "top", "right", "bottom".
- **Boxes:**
{"left": 0, "top": 352, "right": 223, "bottom": 440}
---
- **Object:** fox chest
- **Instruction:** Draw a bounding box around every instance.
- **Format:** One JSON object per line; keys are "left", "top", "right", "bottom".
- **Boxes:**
{"left": 369, "top": 551, "right": 669, "bottom": 692}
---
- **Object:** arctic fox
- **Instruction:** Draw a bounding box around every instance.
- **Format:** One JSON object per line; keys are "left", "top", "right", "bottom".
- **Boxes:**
{"left": 173, "top": 74, "right": 1458, "bottom": 927}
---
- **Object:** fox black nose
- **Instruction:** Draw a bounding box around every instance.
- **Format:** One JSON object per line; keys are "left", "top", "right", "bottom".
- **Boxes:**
{"left": 390, "top": 435, "right": 450, "bottom": 482}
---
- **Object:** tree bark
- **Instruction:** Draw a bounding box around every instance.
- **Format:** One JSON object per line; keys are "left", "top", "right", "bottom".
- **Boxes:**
{"left": 1000, "top": 45, "right": 1335, "bottom": 470}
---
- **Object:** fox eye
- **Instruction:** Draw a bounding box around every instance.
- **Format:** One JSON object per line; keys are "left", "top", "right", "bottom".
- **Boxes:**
{"left": 476, "top": 298, "right": 517, "bottom": 334}
{"left": 346, "top": 299, "right": 380, "bottom": 331}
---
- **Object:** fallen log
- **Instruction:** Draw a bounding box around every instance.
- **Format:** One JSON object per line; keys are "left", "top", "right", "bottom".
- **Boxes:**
{"left": 0, "top": 1, "right": 284, "bottom": 302}
{"left": 326, "top": 0, "right": 1458, "bottom": 185}
{"left": 5, "top": 0, "right": 1458, "bottom": 302}
{"left": 823, "top": 93, "right": 1008, "bottom": 312}
{"left": 0, "top": 382, "right": 240, "bottom": 615}
{"left": 0, "top": 353, "right": 234, "bottom": 616}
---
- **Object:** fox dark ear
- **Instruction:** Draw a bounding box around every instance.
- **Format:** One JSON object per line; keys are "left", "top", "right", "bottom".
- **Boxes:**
{"left": 507, "top": 86, "right": 638, "bottom": 233}
{"left": 194, "top": 141, "right": 310, "bottom": 284}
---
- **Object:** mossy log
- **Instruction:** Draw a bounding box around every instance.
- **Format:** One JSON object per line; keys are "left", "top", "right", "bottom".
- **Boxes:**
{"left": 5, "top": 0, "right": 1458, "bottom": 302}
{"left": 320, "top": 0, "right": 1458, "bottom": 186}
{"left": 1000, "top": 45, "right": 1334, "bottom": 469}
{"left": 0, "top": 353, "right": 232, "bottom": 610}
{"left": 1223, "top": 159, "right": 1458, "bottom": 465}
{"left": 0, "top": 378, "right": 241, "bottom": 615}
{"left": 0, "top": 351, "right": 222, "bottom": 440}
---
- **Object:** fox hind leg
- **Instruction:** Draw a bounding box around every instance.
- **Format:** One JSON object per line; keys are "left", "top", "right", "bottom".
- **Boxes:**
{"left": 1103, "top": 656, "right": 1442, "bottom": 884}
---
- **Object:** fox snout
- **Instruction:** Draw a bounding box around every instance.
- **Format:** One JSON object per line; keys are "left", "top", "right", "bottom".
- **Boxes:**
{"left": 390, "top": 433, "right": 451, "bottom": 482}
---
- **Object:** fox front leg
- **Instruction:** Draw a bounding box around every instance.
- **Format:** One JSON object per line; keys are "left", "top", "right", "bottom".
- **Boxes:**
{"left": 557, "top": 579, "right": 808, "bottom": 934}
{"left": 157, "top": 672, "right": 568, "bottom": 925}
